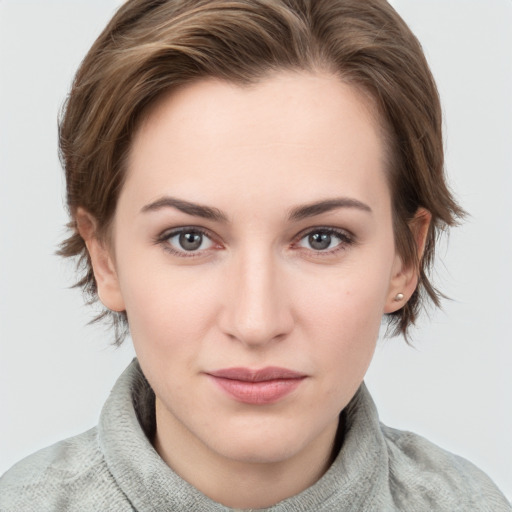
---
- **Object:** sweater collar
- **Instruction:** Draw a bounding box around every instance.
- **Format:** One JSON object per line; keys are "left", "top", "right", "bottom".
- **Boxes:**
{"left": 99, "top": 359, "right": 388, "bottom": 511}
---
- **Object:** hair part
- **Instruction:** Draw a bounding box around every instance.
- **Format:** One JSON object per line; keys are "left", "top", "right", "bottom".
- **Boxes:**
{"left": 58, "top": 0, "right": 464, "bottom": 344}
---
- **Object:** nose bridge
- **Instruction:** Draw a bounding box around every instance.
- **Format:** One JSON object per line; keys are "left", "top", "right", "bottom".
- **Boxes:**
{"left": 222, "top": 242, "right": 292, "bottom": 346}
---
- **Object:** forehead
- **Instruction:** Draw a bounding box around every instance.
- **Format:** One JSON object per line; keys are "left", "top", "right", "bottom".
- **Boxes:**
{"left": 123, "top": 71, "right": 390, "bottom": 216}
{"left": 134, "top": 71, "right": 383, "bottom": 153}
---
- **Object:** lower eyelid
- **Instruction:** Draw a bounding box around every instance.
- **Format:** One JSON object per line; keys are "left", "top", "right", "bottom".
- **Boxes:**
{"left": 155, "top": 228, "right": 214, "bottom": 252}
{"left": 155, "top": 227, "right": 354, "bottom": 258}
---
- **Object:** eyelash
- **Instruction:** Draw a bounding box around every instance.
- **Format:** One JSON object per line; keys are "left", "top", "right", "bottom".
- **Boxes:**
{"left": 292, "top": 227, "right": 355, "bottom": 256}
{"left": 154, "top": 226, "right": 219, "bottom": 258}
{"left": 154, "top": 226, "right": 355, "bottom": 258}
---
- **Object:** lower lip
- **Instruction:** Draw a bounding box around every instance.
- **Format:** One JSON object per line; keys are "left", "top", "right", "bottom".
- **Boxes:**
{"left": 209, "top": 376, "right": 304, "bottom": 404}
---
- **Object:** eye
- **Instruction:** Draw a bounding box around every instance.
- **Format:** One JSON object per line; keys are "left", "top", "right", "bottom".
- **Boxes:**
{"left": 158, "top": 227, "right": 216, "bottom": 255}
{"left": 296, "top": 228, "right": 352, "bottom": 252}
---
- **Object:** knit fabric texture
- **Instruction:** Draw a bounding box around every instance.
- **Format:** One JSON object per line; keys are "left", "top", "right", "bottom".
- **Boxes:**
{"left": 1, "top": 359, "right": 510, "bottom": 511}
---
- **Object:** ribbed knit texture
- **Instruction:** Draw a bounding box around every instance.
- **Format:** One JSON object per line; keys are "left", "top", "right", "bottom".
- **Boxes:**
{"left": 1, "top": 359, "right": 510, "bottom": 511}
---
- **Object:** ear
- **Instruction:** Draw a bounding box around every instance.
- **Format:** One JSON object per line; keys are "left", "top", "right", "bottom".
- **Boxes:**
{"left": 384, "top": 208, "right": 431, "bottom": 314}
{"left": 75, "top": 207, "right": 125, "bottom": 312}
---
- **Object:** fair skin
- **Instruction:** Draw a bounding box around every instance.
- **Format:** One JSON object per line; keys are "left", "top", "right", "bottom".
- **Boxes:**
{"left": 78, "top": 71, "right": 429, "bottom": 509}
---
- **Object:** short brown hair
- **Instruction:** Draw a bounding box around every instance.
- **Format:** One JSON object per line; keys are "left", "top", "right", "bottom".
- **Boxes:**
{"left": 59, "top": 0, "right": 464, "bottom": 344}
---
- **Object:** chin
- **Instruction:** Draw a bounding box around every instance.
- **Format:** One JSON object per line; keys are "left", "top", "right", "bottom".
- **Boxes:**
{"left": 205, "top": 415, "right": 335, "bottom": 466}
{"left": 214, "top": 435, "right": 307, "bottom": 465}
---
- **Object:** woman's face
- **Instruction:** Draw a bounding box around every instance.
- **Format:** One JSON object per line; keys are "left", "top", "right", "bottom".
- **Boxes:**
{"left": 94, "top": 72, "right": 410, "bottom": 469}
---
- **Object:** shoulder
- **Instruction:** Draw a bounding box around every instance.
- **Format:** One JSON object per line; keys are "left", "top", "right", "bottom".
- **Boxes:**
{"left": 0, "top": 428, "right": 131, "bottom": 512}
{"left": 381, "top": 424, "right": 511, "bottom": 511}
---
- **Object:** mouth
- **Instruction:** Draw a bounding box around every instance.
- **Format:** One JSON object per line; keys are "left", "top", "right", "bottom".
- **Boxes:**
{"left": 206, "top": 367, "right": 306, "bottom": 405}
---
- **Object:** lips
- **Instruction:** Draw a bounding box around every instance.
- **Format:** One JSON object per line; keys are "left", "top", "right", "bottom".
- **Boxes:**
{"left": 206, "top": 367, "right": 306, "bottom": 405}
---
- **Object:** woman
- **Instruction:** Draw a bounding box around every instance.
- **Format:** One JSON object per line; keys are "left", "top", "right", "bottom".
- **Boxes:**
{"left": 1, "top": 0, "right": 510, "bottom": 510}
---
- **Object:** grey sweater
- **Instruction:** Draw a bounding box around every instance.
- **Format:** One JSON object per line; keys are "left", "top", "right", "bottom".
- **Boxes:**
{"left": 1, "top": 360, "right": 510, "bottom": 511}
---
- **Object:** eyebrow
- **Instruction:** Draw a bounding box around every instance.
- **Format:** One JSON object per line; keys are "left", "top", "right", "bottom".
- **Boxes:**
{"left": 140, "top": 195, "right": 371, "bottom": 223}
{"left": 288, "top": 197, "right": 372, "bottom": 221}
{"left": 141, "top": 196, "right": 228, "bottom": 222}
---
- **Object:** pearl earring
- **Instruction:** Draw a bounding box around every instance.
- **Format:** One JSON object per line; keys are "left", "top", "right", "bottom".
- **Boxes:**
{"left": 394, "top": 293, "right": 404, "bottom": 302}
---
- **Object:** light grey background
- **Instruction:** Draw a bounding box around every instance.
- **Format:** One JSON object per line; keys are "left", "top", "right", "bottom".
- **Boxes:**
{"left": 1, "top": 0, "right": 511, "bottom": 500}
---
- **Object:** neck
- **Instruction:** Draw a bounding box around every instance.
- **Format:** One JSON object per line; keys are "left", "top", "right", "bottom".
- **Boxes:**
{"left": 153, "top": 398, "right": 340, "bottom": 509}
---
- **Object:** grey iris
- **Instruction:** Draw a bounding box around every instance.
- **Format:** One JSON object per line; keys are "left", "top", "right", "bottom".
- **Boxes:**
{"left": 309, "top": 232, "right": 331, "bottom": 250}
{"left": 180, "top": 232, "right": 203, "bottom": 251}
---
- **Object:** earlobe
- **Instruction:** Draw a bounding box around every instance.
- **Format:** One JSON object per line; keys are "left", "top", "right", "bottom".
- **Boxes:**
{"left": 384, "top": 255, "right": 416, "bottom": 314}
{"left": 75, "top": 208, "right": 125, "bottom": 312}
{"left": 384, "top": 208, "right": 431, "bottom": 314}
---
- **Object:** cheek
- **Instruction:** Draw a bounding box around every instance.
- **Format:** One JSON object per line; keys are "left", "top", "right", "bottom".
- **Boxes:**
{"left": 306, "top": 290, "right": 381, "bottom": 368}
{"left": 115, "top": 246, "right": 221, "bottom": 352}
{"left": 299, "top": 257, "right": 391, "bottom": 333}
{"left": 121, "top": 271, "right": 221, "bottom": 391}
{"left": 295, "top": 257, "right": 392, "bottom": 374}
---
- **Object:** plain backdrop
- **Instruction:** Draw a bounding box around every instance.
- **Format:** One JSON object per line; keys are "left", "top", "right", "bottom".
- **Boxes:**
{"left": 1, "top": 0, "right": 511, "bottom": 500}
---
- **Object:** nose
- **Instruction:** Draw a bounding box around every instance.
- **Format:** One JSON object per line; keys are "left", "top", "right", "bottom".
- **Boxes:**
{"left": 219, "top": 248, "right": 294, "bottom": 348}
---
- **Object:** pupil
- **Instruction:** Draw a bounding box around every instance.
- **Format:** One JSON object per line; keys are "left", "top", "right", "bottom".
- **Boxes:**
{"left": 179, "top": 232, "right": 202, "bottom": 251}
{"left": 309, "top": 232, "right": 331, "bottom": 250}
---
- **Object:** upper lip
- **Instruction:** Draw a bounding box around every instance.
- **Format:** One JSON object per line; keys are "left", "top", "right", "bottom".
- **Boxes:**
{"left": 207, "top": 367, "right": 306, "bottom": 382}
